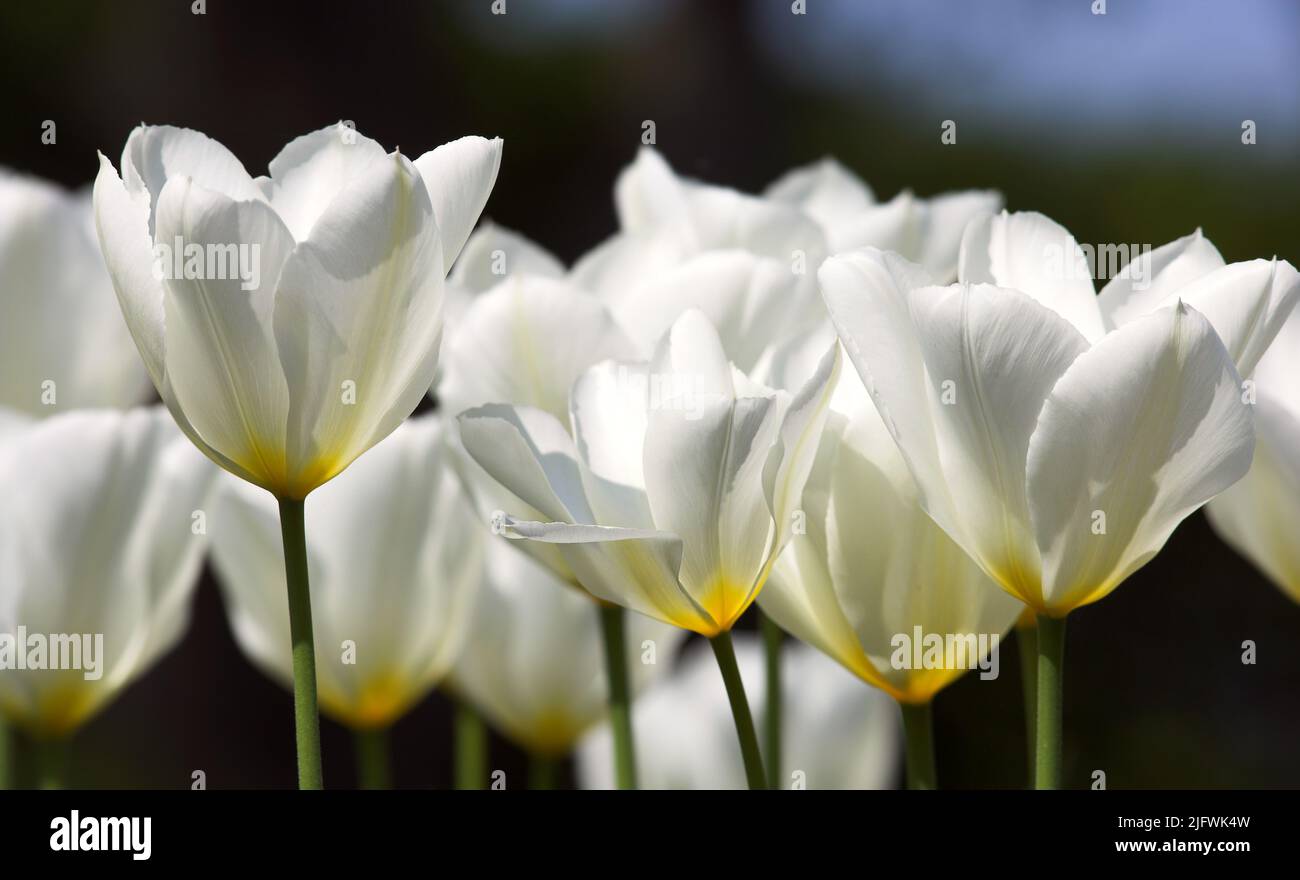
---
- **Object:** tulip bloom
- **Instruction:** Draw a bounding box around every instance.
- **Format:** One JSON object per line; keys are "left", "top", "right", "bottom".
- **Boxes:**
{"left": 765, "top": 157, "right": 1001, "bottom": 281}
{"left": 0, "top": 409, "right": 215, "bottom": 785}
{"left": 1207, "top": 304, "right": 1300, "bottom": 604}
{"left": 0, "top": 169, "right": 149, "bottom": 415}
{"left": 94, "top": 122, "right": 501, "bottom": 787}
{"left": 759, "top": 359, "right": 1021, "bottom": 787}
{"left": 209, "top": 416, "right": 481, "bottom": 788}
{"left": 821, "top": 213, "right": 1296, "bottom": 785}
{"left": 448, "top": 541, "right": 682, "bottom": 789}
{"left": 579, "top": 637, "right": 900, "bottom": 790}
{"left": 571, "top": 148, "right": 831, "bottom": 373}
{"left": 458, "top": 309, "right": 840, "bottom": 788}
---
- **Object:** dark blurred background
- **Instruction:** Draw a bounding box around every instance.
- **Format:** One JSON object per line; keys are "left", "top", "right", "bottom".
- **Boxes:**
{"left": 1, "top": 0, "right": 1297, "bottom": 789}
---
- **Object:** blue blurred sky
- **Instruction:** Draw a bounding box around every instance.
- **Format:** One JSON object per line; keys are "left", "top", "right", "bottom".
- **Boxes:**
{"left": 455, "top": 0, "right": 1299, "bottom": 154}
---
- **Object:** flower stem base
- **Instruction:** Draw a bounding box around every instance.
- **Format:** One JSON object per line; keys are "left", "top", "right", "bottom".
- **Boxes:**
{"left": 900, "top": 701, "right": 936, "bottom": 790}
{"left": 454, "top": 700, "right": 488, "bottom": 790}
{"left": 709, "top": 630, "right": 768, "bottom": 790}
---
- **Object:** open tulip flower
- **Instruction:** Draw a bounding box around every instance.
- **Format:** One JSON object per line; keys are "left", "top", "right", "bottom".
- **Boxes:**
{"left": 821, "top": 212, "right": 1299, "bottom": 786}
{"left": 0, "top": 169, "right": 150, "bottom": 416}
{"left": 458, "top": 309, "right": 840, "bottom": 788}
{"left": 93, "top": 121, "right": 501, "bottom": 788}
{"left": 0, "top": 408, "right": 215, "bottom": 782}
{"left": 579, "top": 636, "right": 900, "bottom": 791}
{"left": 447, "top": 540, "right": 683, "bottom": 789}
{"left": 93, "top": 122, "right": 501, "bottom": 500}
{"left": 569, "top": 148, "right": 831, "bottom": 373}
{"left": 758, "top": 354, "right": 1021, "bottom": 788}
{"left": 209, "top": 415, "right": 481, "bottom": 789}
{"left": 1207, "top": 301, "right": 1300, "bottom": 605}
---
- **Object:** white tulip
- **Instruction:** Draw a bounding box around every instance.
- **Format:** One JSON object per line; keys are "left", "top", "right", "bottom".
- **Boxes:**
{"left": 570, "top": 148, "right": 830, "bottom": 373}
{"left": 448, "top": 541, "right": 682, "bottom": 758}
{"left": 458, "top": 308, "right": 840, "bottom": 637}
{"left": 759, "top": 356, "right": 1022, "bottom": 705}
{"left": 579, "top": 636, "right": 900, "bottom": 790}
{"left": 92, "top": 122, "right": 501, "bottom": 499}
{"left": 0, "top": 169, "right": 149, "bottom": 415}
{"left": 765, "top": 157, "right": 1002, "bottom": 281}
{"left": 1207, "top": 302, "right": 1300, "bottom": 604}
{"left": 208, "top": 415, "right": 479, "bottom": 730}
{"left": 822, "top": 240, "right": 1272, "bottom": 618}
{"left": 0, "top": 408, "right": 215, "bottom": 738}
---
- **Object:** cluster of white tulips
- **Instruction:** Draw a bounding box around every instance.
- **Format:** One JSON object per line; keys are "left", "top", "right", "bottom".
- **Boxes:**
{"left": 0, "top": 123, "right": 1296, "bottom": 791}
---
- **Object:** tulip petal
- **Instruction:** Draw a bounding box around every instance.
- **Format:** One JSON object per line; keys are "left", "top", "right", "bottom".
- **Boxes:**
{"left": 273, "top": 152, "right": 444, "bottom": 494}
{"left": 93, "top": 153, "right": 168, "bottom": 388}
{"left": 440, "top": 275, "right": 636, "bottom": 425}
{"left": 499, "top": 515, "right": 715, "bottom": 635}
{"left": 0, "top": 172, "right": 149, "bottom": 413}
{"left": 764, "top": 157, "right": 876, "bottom": 230}
{"left": 412, "top": 135, "right": 503, "bottom": 270}
{"left": 605, "top": 250, "right": 813, "bottom": 371}
{"left": 122, "top": 125, "right": 265, "bottom": 231}
{"left": 457, "top": 404, "right": 594, "bottom": 524}
{"left": 1096, "top": 229, "right": 1225, "bottom": 330}
{"left": 958, "top": 210, "right": 1107, "bottom": 342}
{"left": 760, "top": 416, "right": 885, "bottom": 690}
{"left": 259, "top": 122, "right": 389, "bottom": 241}
{"left": 766, "top": 341, "right": 841, "bottom": 548}
{"left": 613, "top": 147, "right": 692, "bottom": 236}
{"left": 905, "top": 282, "right": 1090, "bottom": 604}
{"left": 819, "top": 248, "right": 953, "bottom": 514}
{"left": 570, "top": 360, "right": 655, "bottom": 527}
{"left": 826, "top": 402, "right": 1022, "bottom": 702}
{"left": 830, "top": 190, "right": 920, "bottom": 258}
{"left": 1027, "top": 302, "right": 1254, "bottom": 613}
{"left": 615, "top": 148, "right": 827, "bottom": 264}
{"left": 1206, "top": 393, "right": 1300, "bottom": 604}
{"left": 641, "top": 312, "right": 783, "bottom": 627}
{"left": 1167, "top": 258, "right": 1300, "bottom": 377}
{"left": 914, "top": 189, "right": 1002, "bottom": 282}
{"left": 569, "top": 228, "right": 685, "bottom": 298}
{"left": 448, "top": 222, "right": 564, "bottom": 294}
{"left": 153, "top": 175, "right": 296, "bottom": 493}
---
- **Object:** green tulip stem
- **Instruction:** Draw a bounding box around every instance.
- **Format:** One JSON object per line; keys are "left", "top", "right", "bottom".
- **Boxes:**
{"left": 900, "top": 701, "right": 937, "bottom": 790}
{"left": 708, "top": 629, "right": 768, "bottom": 790}
{"left": 37, "top": 735, "right": 69, "bottom": 790}
{"left": 597, "top": 603, "right": 638, "bottom": 790}
{"left": 1035, "top": 613, "right": 1067, "bottom": 790}
{"left": 277, "top": 496, "right": 324, "bottom": 790}
{"left": 528, "top": 753, "right": 559, "bottom": 790}
{"left": 1017, "top": 620, "right": 1038, "bottom": 786}
{"left": 354, "top": 727, "right": 391, "bottom": 790}
{"left": 454, "top": 699, "right": 488, "bottom": 790}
